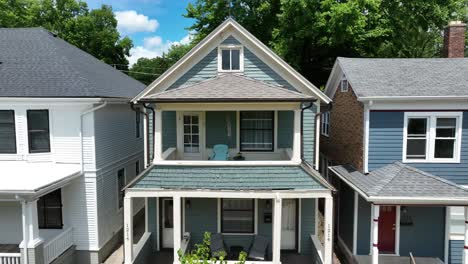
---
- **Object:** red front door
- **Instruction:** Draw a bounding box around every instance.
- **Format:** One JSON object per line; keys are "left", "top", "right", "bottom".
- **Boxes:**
{"left": 378, "top": 206, "right": 396, "bottom": 253}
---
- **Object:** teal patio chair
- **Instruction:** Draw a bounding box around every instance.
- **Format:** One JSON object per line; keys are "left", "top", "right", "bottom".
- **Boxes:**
{"left": 209, "top": 144, "right": 229, "bottom": 160}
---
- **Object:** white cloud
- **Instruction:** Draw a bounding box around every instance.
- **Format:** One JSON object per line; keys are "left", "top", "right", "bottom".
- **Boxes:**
{"left": 128, "top": 33, "right": 194, "bottom": 66}
{"left": 115, "top": 10, "right": 159, "bottom": 34}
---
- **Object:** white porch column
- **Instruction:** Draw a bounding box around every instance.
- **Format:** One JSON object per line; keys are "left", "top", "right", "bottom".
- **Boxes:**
{"left": 21, "top": 200, "right": 42, "bottom": 248}
{"left": 463, "top": 207, "right": 468, "bottom": 264}
{"left": 371, "top": 205, "right": 380, "bottom": 264}
{"left": 272, "top": 197, "right": 282, "bottom": 264}
{"left": 173, "top": 196, "right": 182, "bottom": 264}
{"left": 292, "top": 109, "right": 302, "bottom": 162}
{"left": 154, "top": 109, "right": 162, "bottom": 162}
{"left": 324, "top": 197, "right": 334, "bottom": 264}
{"left": 156, "top": 197, "right": 160, "bottom": 251}
{"left": 124, "top": 197, "right": 134, "bottom": 264}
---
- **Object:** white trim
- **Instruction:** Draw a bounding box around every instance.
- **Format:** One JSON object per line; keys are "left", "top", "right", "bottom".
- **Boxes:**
{"left": 369, "top": 204, "right": 374, "bottom": 255}
{"left": 176, "top": 111, "right": 206, "bottom": 160}
{"left": 156, "top": 197, "right": 160, "bottom": 251}
{"left": 153, "top": 160, "right": 301, "bottom": 166}
{"left": 217, "top": 45, "right": 244, "bottom": 73}
{"left": 359, "top": 96, "right": 468, "bottom": 101}
{"left": 395, "top": 205, "right": 400, "bottom": 256}
{"left": 445, "top": 207, "right": 450, "bottom": 264}
{"left": 353, "top": 191, "right": 358, "bottom": 255}
{"left": 315, "top": 101, "right": 321, "bottom": 170}
{"left": 311, "top": 234, "right": 324, "bottom": 262}
{"left": 124, "top": 197, "right": 133, "bottom": 264}
{"left": 173, "top": 196, "right": 182, "bottom": 263}
{"left": 324, "top": 197, "right": 333, "bottom": 264}
{"left": 298, "top": 198, "right": 302, "bottom": 254}
{"left": 293, "top": 109, "right": 301, "bottom": 162}
{"left": 154, "top": 109, "right": 162, "bottom": 162}
{"left": 0, "top": 97, "right": 130, "bottom": 104}
{"left": 402, "top": 112, "right": 463, "bottom": 163}
{"left": 321, "top": 111, "right": 330, "bottom": 137}
{"left": 157, "top": 102, "right": 301, "bottom": 111}
{"left": 340, "top": 77, "right": 349, "bottom": 93}
{"left": 464, "top": 207, "right": 468, "bottom": 264}
{"left": 371, "top": 205, "right": 380, "bottom": 264}
{"left": 272, "top": 196, "right": 282, "bottom": 264}
{"left": 363, "top": 103, "right": 370, "bottom": 173}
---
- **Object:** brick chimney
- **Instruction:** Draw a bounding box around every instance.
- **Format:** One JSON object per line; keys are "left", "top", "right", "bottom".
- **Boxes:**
{"left": 443, "top": 21, "right": 466, "bottom": 58}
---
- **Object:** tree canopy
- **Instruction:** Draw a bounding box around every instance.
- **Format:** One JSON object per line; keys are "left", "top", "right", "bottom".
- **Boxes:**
{"left": 0, "top": 0, "right": 132, "bottom": 67}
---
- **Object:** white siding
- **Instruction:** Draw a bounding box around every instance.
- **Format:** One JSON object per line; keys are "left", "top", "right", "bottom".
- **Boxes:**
{"left": 0, "top": 202, "right": 22, "bottom": 244}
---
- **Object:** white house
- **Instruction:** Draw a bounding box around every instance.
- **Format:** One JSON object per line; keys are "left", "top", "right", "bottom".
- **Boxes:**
{"left": 0, "top": 28, "right": 146, "bottom": 264}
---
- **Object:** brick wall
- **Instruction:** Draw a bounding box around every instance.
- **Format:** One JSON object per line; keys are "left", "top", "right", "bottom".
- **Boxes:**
{"left": 320, "top": 84, "right": 364, "bottom": 172}
{"left": 443, "top": 22, "right": 466, "bottom": 58}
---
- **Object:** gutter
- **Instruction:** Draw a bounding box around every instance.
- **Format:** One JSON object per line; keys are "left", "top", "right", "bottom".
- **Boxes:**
{"left": 357, "top": 96, "right": 468, "bottom": 102}
{"left": 80, "top": 102, "right": 108, "bottom": 173}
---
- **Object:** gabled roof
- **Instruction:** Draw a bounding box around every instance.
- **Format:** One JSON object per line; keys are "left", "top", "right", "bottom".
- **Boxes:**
{"left": 133, "top": 18, "right": 331, "bottom": 104}
{"left": 325, "top": 57, "right": 468, "bottom": 100}
{"left": 329, "top": 162, "right": 468, "bottom": 205}
{"left": 128, "top": 163, "right": 331, "bottom": 191}
{"left": 0, "top": 28, "right": 145, "bottom": 98}
{"left": 141, "top": 74, "right": 316, "bottom": 102}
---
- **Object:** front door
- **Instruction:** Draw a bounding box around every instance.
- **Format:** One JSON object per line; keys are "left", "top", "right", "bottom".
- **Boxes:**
{"left": 281, "top": 199, "right": 297, "bottom": 250}
{"left": 179, "top": 112, "right": 204, "bottom": 160}
{"left": 162, "top": 198, "right": 174, "bottom": 248}
{"left": 378, "top": 206, "right": 396, "bottom": 253}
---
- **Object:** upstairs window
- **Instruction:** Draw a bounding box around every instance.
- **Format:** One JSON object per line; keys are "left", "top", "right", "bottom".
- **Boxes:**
{"left": 404, "top": 112, "right": 462, "bottom": 163}
{"left": 27, "top": 110, "right": 50, "bottom": 153}
{"left": 340, "top": 77, "right": 349, "bottom": 92}
{"left": 240, "top": 111, "right": 274, "bottom": 151}
{"left": 0, "top": 110, "right": 16, "bottom": 154}
{"left": 321, "top": 111, "right": 330, "bottom": 136}
{"left": 218, "top": 46, "right": 243, "bottom": 72}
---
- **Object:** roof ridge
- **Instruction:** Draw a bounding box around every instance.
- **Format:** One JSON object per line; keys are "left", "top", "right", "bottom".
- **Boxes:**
{"left": 368, "top": 163, "right": 405, "bottom": 195}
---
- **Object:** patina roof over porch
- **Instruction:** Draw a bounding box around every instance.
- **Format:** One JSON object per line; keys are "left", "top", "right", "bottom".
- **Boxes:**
{"left": 127, "top": 163, "right": 332, "bottom": 191}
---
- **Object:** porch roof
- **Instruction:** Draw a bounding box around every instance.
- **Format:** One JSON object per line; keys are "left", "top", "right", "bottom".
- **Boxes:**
{"left": 0, "top": 162, "right": 81, "bottom": 197}
{"left": 128, "top": 163, "right": 330, "bottom": 191}
{"left": 329, "top": 161, "right": 468, "bottom": 205}
{"left": 139, "top": 74, "right": 316, "bottom": 103}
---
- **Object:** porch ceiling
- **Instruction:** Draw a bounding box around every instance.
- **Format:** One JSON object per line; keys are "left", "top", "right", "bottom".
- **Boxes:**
{"left": 128, "top": 163, "right": 330, "bottom": 191}
{"left": 139, "top": 74, "right": 316, "bottom": 103}
{"left": 330, "top": 161, "right": 468, "bottom": 205}
{"left": 0, "top": 161, "right": 81, "bottom": 197}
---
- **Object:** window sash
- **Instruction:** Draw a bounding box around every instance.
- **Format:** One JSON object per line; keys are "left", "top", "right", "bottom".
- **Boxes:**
{"left": 240, "top": 111, "right": 274, "bottom": 152}
{"left": 321, "top": 112, "right": 330, "bottom": 136}
{"left": 220, "top": 47, "right": 242, "bottom": 72}
{"left": 0, "top": 110, "right": 16, "bottom": 153}
{"left": 27, "top": 110, "right": 50, "bottom": 153}
{"left": 221, "top": 199, "right": 255, "bottom": 234}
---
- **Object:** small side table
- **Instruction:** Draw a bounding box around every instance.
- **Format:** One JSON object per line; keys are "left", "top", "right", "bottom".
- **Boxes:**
{"left": 229, "top": 245, "right": 244, "bottom": 260}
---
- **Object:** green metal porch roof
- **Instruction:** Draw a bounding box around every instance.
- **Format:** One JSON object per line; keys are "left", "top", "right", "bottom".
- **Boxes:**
{"left": 130, "top": 164, "right": 329, "bottom": 190}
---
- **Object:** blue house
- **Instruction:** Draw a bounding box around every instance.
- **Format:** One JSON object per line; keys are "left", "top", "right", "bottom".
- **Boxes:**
{"left": 122, "top": 19, "right": 334, "bottom": 264}
{"left": 321, "top": 22, "right": 468, "bottom": 264}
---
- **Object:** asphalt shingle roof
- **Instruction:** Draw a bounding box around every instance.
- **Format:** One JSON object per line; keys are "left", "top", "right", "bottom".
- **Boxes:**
{"left": 0, "top": 28, "right": 145, "bottom": 98}
{"left": 337, "top": 57, "right": 468, "bottom": 98}
{"left": 330, "top": 162, "right": 468, "bottom": 199}
{"left": 142, "top": 74, "right": 315, "bottom": 102}
{"left": 131, "top": 165, "right": 328, "bottom": 190}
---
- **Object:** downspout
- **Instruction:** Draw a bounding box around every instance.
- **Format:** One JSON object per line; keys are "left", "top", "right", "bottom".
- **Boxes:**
{"left": 300, "top": 101, "right": 315, "bottom": 165}
{"left": 143, "top": 104, "right": 155, "bottom": 167}
{"left": 80, "top": 102, "right": 107, "bottom": 173}
{"left": 131, "top": 103, "right": 152, "bottom": 168}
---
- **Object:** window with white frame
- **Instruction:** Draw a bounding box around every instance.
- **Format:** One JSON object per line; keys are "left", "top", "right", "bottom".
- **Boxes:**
{"left": 321, "top": 111, "right": 330, "bottom": 136}
{"left": 218, "top": 46, "right": 243, "bottom": 72}
{"left": 0, "top": 110, "right": 16, "bottom": 154}
{"left": 240, "top": 111, "right": 274, "bottom": 151}
{"left": 404, "top": 112, "right": 462, "bottom": 162}
{"left": 340, "top": 77, "right": 349, "bottom": 92}
{"left": 221, "top": 199, "right": 255, "bottom": 234}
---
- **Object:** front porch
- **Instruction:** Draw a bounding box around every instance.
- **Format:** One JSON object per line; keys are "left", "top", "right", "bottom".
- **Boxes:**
{"left": 354, "top": 255, "right": 444, "bottom": 264}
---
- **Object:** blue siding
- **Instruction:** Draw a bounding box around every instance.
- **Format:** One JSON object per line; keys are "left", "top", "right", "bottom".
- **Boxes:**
{"left": 206, "top": 111, "right": 237, "bottom": 148}
{"left": 162, "top": 111, "right": 177, "bottom": 152}
{"left": 338, "top": 182, "right": 355, "bottom": 251}
{"left": 368, "top": 111, "right": 468, "bottom": 185}
{"left": 278, "top": 111, "right": 294, "bottom": 148}
{"left": 222, "top": 36, "right": 240, "bottom": 45}
{"left": 168, "top": 49, "right": 218, "bottom": 89}
{"left": 356, "top": 195, "right": 371, "bottom": 255}
{"left": 399, "top": 207, "right": 445, "bottom": 260}
{"left": 303, "top": 105, "right": 317, "bottom": 164}
{"left": 449, "top": 240, "right": 463, "bottom": 264}
{"left": 147, "top": 198, "right": 157, "bottom": 251}
{"left": 184, "top": 198, "right": 218, "bottom": 245}
{"left": 300, "top": 198, "right": 316, "bottom": 255}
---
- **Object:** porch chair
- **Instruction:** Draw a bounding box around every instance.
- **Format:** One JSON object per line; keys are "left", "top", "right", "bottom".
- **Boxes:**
{"left": 210, "top": 233, "right": 227, "bottom": 258}
{"left": 247, "top": 235, "right": 269, "bottom": 261}
{"left": 209, "top": 144, "right": 229, "bottom": 160}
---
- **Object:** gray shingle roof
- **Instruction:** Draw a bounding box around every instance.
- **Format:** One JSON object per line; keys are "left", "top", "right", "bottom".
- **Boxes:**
{"left": 330, "top": 162, "right": 468, "bottom": 200}
{"left": 337, "top": 57, "right": 468, "bottom": 98}
{"left": 141, "top": 74, "right": 315, "bottom": 102}
{"left": 0, "top": 28, "right": 145, "bottom": 98}
{"left": 130, "top": 164, "right": 328, "bottom": 190}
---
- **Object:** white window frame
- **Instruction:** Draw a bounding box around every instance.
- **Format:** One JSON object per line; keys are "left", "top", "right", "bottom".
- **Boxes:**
{"left": 402, "top": 112, "right": 463, "bottom": 163}
{"left": 218, "top": 198, "right": 258, "bottom": 235}
{"left": 340, "top": 77, "right": 349, "bottom": 92}
{"left": 321, "top": 111, "right": 330, "bottom": 137}
{"left": 218, "top": 45, "right": 244, "bottom": 73}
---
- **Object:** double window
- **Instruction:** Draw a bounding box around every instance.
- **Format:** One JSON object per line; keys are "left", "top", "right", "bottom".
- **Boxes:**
{"left": 27, "top": 110, "right": 50, "bottom": 153}
{"left": 218, "top": 46, "right": 243, "bottom": 72}
{"left": 240, "top": 111, "right": 274, "bottom": 151}
{"left": 321, "top": 111, "right": 330, "bottom": 136}
{"left": 221, "top": 199, "right": 255, "bottom": 234}
{"left": 38, "top": 189, "right": 63, "bottom": 229}
{"left": 0, "top": 110, "right": 16, "bottom": 153}
{"left": 404, "top": 112, "right": 462, "bottom": 162}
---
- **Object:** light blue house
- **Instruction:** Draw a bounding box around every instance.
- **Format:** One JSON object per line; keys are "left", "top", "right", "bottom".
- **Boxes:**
{"left": 320, "top": 21, "right": 468, "bottom": 264}
{"left": 122, "top": 19, "right": 334, "bottom": 264}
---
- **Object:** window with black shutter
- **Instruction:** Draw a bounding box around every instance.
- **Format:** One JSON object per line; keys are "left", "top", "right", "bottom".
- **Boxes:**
{"left": 0, "top": 110, "right": 16, "bottom": 153}
{"left": 38, "top": 189, "right": 63, "bottom": 229}
{"left": 27, "top": 110, "right": 50, "bottom": 153}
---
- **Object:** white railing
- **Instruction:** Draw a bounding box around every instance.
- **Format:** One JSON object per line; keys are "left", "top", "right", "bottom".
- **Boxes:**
{"left": 0, "top": 253, "right": 21, "bottom": 264}
{"left": 43, "top": 227, "right": 73, "bottom": 264}
{"left": 311, "top": 234, "right": 324, "bottom": 263}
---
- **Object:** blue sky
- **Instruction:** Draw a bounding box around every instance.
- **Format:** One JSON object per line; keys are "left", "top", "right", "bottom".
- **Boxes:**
{"left": 85, "top": 0, "right": 195, "bottom": 65}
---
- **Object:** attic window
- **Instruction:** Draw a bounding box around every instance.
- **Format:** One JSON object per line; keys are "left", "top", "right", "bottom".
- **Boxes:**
{"left": 218, "top": 45, "right": 243, "bottom": 72}
{"left": 340, "top": 76, "right": 348, "bottom": 92}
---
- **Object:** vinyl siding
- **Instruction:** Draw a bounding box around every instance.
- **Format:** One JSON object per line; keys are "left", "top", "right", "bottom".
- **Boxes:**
{"left": 278, "top": 111, "right": 294, "bottom": 149}
{"left": 206, "top": 111, "right": 237, "bottom": 148}
{"left": 0, "top": 201, "right": 22, "bottom": 244}
{"left": 356, "top": 195, "right": 371, "bottom": 255}
{"left": 449, "top": 240, "right": 463, "bottom": 264}
{"left": 162, "top": 111, "right": 177, "bottom": 152}
{"left": 300, "top": 198, "right": 316, "bottom": 255}
{"left": 338, "top": 182, "right": 355, "bottom": 251}
{"left": 147, "top": 198, "right": 158, "bottom": 251}
{"left": 184, "top": 198, "right": 218, "bottom": 245}
{"left": 303, "top": 105, "right": 317, "bottom": 164}
{"left": 368, "top": 111, "right": 468, "bottom": 184}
